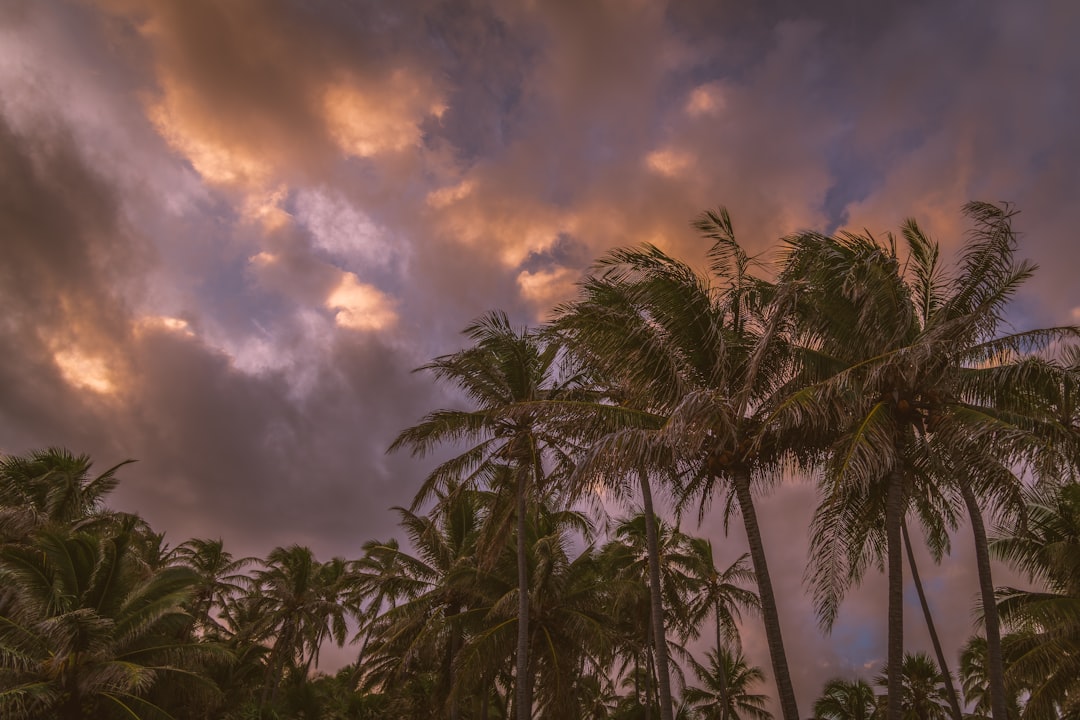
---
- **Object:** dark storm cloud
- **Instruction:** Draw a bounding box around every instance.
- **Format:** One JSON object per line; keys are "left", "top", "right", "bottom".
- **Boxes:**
{"left": 114, "top": 326, "right": 436, "bottom": 560}
{"left": 0, "top": 111, "right": 143, "bottom": 449}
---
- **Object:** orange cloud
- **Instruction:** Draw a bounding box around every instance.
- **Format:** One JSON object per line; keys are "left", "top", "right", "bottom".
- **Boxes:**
{"left": 52, "top": 347, "right": 116, "bottom": 395}
{"left": 323, "top": 70, "right": 445, "bottom": 158}
{"left": 325, "top": 273, "right": 397, "bottom": 331}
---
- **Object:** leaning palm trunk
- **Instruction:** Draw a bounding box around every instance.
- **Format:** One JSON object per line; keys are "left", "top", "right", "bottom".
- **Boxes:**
{"left": 516, "top": 469, "right": 531, "bottom": 720}
{"left": 885, "top": 468, "right": 905, "bottom": 720}
{"left": 638, "top": 470, "right": 675, "bottom": 720}
{"left": 961, "top": 483, "right": 1008, "bottom": 720}
{"left": 902, "top": 520, "right": 963, "bottom": 720}
{"left": 732, "top": 468, "right": 800, "bottom": 720}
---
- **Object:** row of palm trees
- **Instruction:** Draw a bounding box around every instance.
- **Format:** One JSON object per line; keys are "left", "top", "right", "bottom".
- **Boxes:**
{"left": 389, "top": 201, "right": 1080, "bottom": 720}
{"left": 0, "top": 447, "right": 780, "bottom": 718}
{"left": 3, "top": 446, "right": 1075, "bottom": 718}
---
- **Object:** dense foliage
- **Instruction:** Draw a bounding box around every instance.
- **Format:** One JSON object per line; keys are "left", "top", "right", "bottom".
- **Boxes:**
{"left": 2, "top": 203, "right": 1077, "bottom": 719}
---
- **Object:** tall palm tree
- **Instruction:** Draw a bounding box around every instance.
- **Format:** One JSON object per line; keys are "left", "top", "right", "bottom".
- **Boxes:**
{"left": 683, "top": 647, "right": 773, "bottom": 720}
{"left": 390, "top": 310, "right": 581, "bottom": 719}
{"left": 813, "top": 678, "right": 878, "bottom": 720}
{"left": 552, "top": 210, "right": 805, "bottom": 720}
{"left": 780, "top": 203, "right": 1071, "bottom": 720}
{"left": 901, "top": 521, "right": 963, "bottom": 720}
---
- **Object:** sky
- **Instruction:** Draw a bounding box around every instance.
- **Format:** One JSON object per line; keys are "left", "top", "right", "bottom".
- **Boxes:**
{"left": 2, "top": 0, "right": 1079, "bottom": 709}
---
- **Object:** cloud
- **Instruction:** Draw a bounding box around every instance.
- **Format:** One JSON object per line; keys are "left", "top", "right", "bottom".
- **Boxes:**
{"left": 325, "top": 273, "right": 398, "bottom": 332}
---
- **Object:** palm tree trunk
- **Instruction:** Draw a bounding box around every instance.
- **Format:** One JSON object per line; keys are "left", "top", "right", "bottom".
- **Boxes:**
{"left": 638, "top": 470, "right": 675, "bottom": 720}
{"left": 961, "top": 483, "right": 1007, "bottom": 720}
{"left": 902, "top": 520, "right": 963, "bottom": 720}
{"left": 448, "top": 604, "right": 461, "bottom": 720}
{"left": 732, "top": 468, "right": 799, "bottom": 720}
{"left": 644, "top": 621, "right": 654, "bottom": 720}
{"left": 885, "top": 468, "right": 905, "bottom": 720}
{"left": 715, "top": 600, "right": 730, "bottom": 720}
{"left": 515, "top": 469, "right": 531, "bottom": 720}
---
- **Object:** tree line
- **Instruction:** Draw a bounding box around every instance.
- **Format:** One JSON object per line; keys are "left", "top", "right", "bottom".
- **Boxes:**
{"left": 1, "top": 201, "right": 1078, "bottom": 719}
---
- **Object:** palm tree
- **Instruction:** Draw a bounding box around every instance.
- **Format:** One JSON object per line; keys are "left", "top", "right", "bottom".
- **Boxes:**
{"left": 901, "top": 520, "right": 963, "bottom": 720}
{"left": 958, "top": 635, "right": 1023, "bottom": 720}
{"left": 599, "top": 513, "right": 698, "bottom": 715}
{"left": 174, "top": 538, "right": 255, "bottom": 639}
{"left": 780, "top": 203, "right": 1071, "bottom": 720}
{"left": 0, "top": 525, "right": 221, "bottom": 719}
{"left": 683, "top": 647, "right": 773, "bottom": 720}
{"left": 683, "top": 539, "right": 759, "bottom": 720}
{"left": 552, "top": 210, "right": 805, "bottom": 720}
{"left": 683, "top": 540, "right": 757, "bottom": 657}
{"left": 813, "top": 678, "right": 878, "bottom": 720}
{"left": 390, "top": 310, "right": 581, "bottom": 719}
{"left": 0, "top": 448, "right": 130, "bottom": 540}
{"left": 247, "top": 544, "right": 354, "bottom": 707}
{"left": 480, "top": 505, "right": 610, "bottom": 720}
{"left": 874, "top": 652, "right": 952, "bottom": 720}
{"left": 990, "top": 481, "right": 1080, "bottom": 719}
{"left": 360, "top": 489, "right": 487, "bottom": 719}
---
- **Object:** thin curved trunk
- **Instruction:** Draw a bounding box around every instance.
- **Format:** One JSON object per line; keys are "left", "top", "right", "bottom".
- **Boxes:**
{"left": 961, "top": 483, "right": 1007, "bottom": 720}
{"left": 715, "top": 600, "right": 730, "bottom": 720}
{"left": 732, "top": 468, "right": 799, "bottom": 720}
{"left": 885, "top": 468, "right": 905, "bottom": 720}
{"left": 515, "top": 469, "right": 531, "bottom": 720}
{"left": 902, "top": 520, "right": 963, "bottom": 720}
{"left": 639, "top": 470, "right": 675, "bottom": 720}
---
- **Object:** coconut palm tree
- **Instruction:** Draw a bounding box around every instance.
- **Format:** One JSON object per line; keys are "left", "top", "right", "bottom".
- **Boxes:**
{"left": 174, "top": 538, "right": 256, "bottom": 639}
{"left": 780, "top": 203, "right": 1072, "bottom": 720}
{"left": 0, "top": 525, "right": 221, "bottom": 719}
{"left": 551, "top": 209, "right": 805, "bottom": 720}
{"left": 0, "top": 448, "right": 131, "bottom": 541}
{"left": 683, "top": 540, "right": 759, "bottom": 720}
{"left": 598, "top": 513, "right": 699, "bottom": 715}
{"left": 958, "top": 635, "right": 1024, "bottom": 720}
{"left": 247, "top": 544, "right": 354, "bottom": 708}
{"left": 360, "top": 488, "right": 488, "bottom": 719}
{"left": 684, "top": 647, "right": 773, "bottom": 720}
{"left": 683, "top": 539, "right": 757, "bottom": 657}
{"left": 990, "top": 481, "right": 1080, "bottom": 719}
{"left": 813, "top": 678, "right": 878, "bottom": 720}
{"left": 901, "top": 520, "right": 963, "bottom": 720}
{"left": 477, "top": 505, "right": 610, "bottom": 720}
{"left": 390, "top": 310, "right": 582, "bottom": 720}
{"left": 874, "top": 652, "right": 952, "bottom": 720}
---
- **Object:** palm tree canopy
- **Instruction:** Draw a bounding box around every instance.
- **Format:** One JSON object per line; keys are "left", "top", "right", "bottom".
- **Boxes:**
{"left": 684, "top": 647, "right": 774, "bottom": 720}
{"left": 873, "top": 652, "right": 952, "bottom": 720}
{"left": 813, "top": 677, "right": 878, "bottom": 720}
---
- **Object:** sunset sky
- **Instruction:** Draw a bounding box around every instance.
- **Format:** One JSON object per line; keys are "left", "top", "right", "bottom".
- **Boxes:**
{"left": 2, "top": 0, "right": 1079, "bottom": 707}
